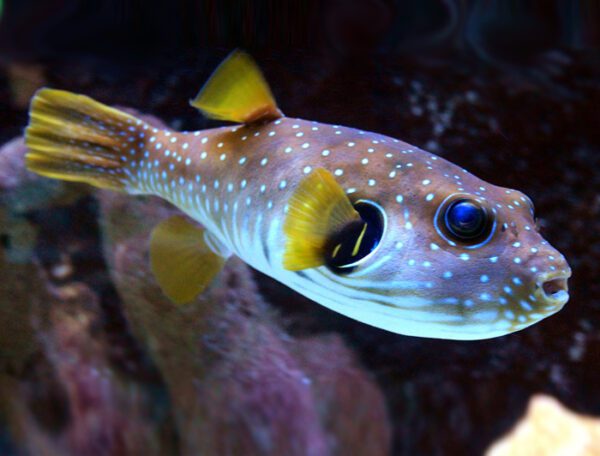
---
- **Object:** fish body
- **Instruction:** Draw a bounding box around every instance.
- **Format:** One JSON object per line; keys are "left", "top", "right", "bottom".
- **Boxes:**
{"left": 25, "top": 51, "right": 571, "bottom": 340}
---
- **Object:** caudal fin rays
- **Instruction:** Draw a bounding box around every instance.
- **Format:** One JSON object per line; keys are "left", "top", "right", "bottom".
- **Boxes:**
{"left": 25, "top": 88, "right": 144, "bottom": 191}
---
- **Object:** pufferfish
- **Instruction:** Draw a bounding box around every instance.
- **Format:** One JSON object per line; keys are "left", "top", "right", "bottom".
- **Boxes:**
{"left": 24, "top": 51, "right": 571, "bottom": 340}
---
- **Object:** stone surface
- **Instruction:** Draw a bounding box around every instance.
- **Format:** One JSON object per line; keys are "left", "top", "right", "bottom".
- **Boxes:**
{"left": 487, "top": 395, "right": 600, "bottom": 456}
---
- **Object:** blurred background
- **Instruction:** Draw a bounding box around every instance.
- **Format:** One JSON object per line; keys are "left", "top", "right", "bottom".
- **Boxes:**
{"left": 0, "top": 1, "right": 599, "bottom": 455}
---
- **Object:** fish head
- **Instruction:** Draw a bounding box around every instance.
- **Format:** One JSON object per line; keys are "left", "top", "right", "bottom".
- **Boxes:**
{"left": 326, "top": 153, "right": 571, "bottom": 340}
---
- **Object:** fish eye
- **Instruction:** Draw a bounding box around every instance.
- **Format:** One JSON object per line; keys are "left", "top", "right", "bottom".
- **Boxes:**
{"left": 325, "top": 200, "right": 385, "bottom": 273}
{"left": 440, "top": 198, "right": 493, "bottom": 244}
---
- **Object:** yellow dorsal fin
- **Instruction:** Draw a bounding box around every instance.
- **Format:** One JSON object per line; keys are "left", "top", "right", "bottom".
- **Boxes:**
{"left": 150, "top": 216, "right": 226, "bottom": 304}
{"left": 283, "top": 168, "right": 361, "bottom": 271}
{"left": 190, "top": 50, "right": 283, "bottom": 124}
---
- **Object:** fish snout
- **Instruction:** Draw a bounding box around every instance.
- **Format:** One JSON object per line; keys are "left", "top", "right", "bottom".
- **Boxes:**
{"left": 533, "top": 268, "right": 571, "bottom": 309}
{"left": 524, "top": 243, "right": 571, "bottom": 310}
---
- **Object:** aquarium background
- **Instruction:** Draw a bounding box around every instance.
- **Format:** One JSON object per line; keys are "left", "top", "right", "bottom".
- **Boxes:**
{"left": 0, "top": 1, "right": 599, "bottom": 455}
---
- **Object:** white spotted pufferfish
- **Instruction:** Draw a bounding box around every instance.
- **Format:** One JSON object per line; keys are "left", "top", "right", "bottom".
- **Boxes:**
{"left": 25, "top": 51, "right": 571, "bottom": 340}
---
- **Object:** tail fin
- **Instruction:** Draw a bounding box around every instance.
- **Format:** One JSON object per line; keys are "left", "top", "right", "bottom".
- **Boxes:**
{"left": 25, "top": 88, "right": 147, "bottom": 192}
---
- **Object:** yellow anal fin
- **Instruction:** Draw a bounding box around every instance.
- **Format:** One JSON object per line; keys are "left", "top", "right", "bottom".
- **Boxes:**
{"left": 283, "top": 168, "right": 361, "bottom": 271}
{"left": 150, "top": 216, "right": 225, "bottom": 304}
{"left": 25, "top": 88, "right": 146, "bottom": 192}
{"left": 190, "top": 50, "right": 283, "bottom": 124}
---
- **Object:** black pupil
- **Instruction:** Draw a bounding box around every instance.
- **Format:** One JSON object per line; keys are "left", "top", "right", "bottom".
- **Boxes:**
{"left": 445, "top": 200, "right": 487, "bottom": 239}
{"left": 326, "top": 202, "right": 383, "bottom": 273}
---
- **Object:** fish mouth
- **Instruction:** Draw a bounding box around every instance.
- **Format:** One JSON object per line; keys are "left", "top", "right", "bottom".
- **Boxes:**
{"left": 535, "top": 270, "right": 571, "bottom": 307}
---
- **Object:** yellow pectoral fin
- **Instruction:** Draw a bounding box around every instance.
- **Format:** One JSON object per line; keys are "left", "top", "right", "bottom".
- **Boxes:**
{"left": 150, "top": 216, "right": 225, "bottom": 304}
{"left": 190, "top": 50, "right": 283, "bottom": 124}
{"left": 283, "top": 168, "right": 361, "bottom": 271}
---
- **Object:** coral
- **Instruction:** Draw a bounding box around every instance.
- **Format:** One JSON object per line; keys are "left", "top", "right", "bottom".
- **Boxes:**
{"left": 96, "top": 110, "right": 391, "bottom": 455}
{"left": 0, "top": 110, "right": 391, "bottom": 455}
{"left": 7, "top": 282, "right": 173, "bottom": 456}
{"left": 0, "top": 225, "right": 173, "bottom": 455}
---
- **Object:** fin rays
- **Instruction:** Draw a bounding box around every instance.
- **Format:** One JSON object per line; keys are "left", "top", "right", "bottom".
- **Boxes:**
{"left": 190, "top": 50, "right": 282, "bottom": 124}
{"left": 25, "top": 88, "right": 144, "bottom": 191}
{"left": 283, "top": 168, "right": 360, "bottom": 271}
{"left": 150, "top": 215, "right": 225, "bottom": 304}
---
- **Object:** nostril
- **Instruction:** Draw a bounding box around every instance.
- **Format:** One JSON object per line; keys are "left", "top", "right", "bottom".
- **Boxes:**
{"left": 542, "top": 277, "right": 568, "bottom": 300}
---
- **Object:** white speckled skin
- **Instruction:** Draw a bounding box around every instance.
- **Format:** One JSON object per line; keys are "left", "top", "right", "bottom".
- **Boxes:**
{"left": 122, "top": 115, "right": 570, "bottom": 340}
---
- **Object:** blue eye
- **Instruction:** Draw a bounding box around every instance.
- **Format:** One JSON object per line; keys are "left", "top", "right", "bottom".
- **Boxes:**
{"left": 444, "top": 199, "right": 489, "bottom": 241}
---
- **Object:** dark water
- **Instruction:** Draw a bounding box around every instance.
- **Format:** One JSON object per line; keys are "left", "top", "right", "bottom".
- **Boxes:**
{"left": 0, "top": 1, "right": 599, "bottom": 455}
